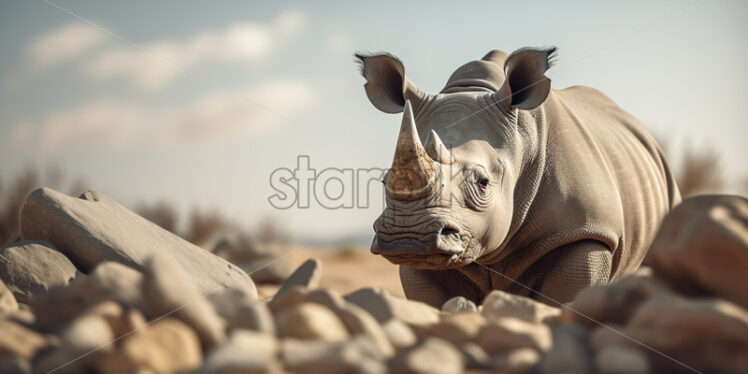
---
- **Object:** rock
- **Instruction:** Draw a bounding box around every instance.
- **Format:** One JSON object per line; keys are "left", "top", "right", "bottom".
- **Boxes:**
{"left": 200, "top": 330, "right": 281, "bottom": 374}
{"left": 31, "top": 261, "right": 146, "bottom": 330}
{"left": 209, "top": 289, "right": 276, "bottom": 334}
{"left": 589, "top": 324, "right": 630, "bottom": 352}
{"left": 645, "top": 195, "right": 748, "bottom": 308}
{"left": 426, "top": 312, "right": 486, "bottom": 344}
{"left": 625, "top": 294, "right": 748, "bottom": 373}
{"left": 476, "top": 317, "right": 552, "bottom": 355}
{"left": 0, "top": 240, "right": 80, "bottom": 303}
{"left": 61, "top": 313, "right": 115, "bottom": 353}
{"left": 382, "top": 320, "right": 417, "bottom": 350}
{"left": 18, "top": 188, "right": 256, "bottom": 297}
{"left": 0, "top": 320, "right": 47, "bottom": 360}
{"left": 272, "top": 258, "right": 321, "bottom": 301}
{"left": 562, "top": 267, "right": 673, "bottom": 327}
{"left": 2, "top": 232, "right": 20, "bottom": 248}
{"left": 239, "top": 256, "right": 292, "bottom": 284}
{"left": 537, "top": 324, "right": 593, "bottom": 374}
{"left": 390, "top": 337, "right": 464, "bottom": 374}
{"left": 441, "top": 296, "right": 477, "bottom": 314}
{"left": 34, "top": 314, "right": 115, "bottom": 374}
{"left": 281, "top": 336, "right": 386, "bottom": 374}
{"left": 0, "top": 277, "right": 18, "bottom": 314}
{"left": 5, "top": 307, "right": 35, "bottom": 327}
{"left": 303, "top": 288, "right": 394, "bottom": 357}
{"left": 143, "top": 254, "right": 226, "bottom": 348}
{"left": 276, "top": 302, "right": 349, "bottom": 341}
{"left": 84, "top": 301, "right": 146, "bottom": 339}
{"left": 0, "top": 356, "right": 31, "bottom": 374}
{"left": 490, "top": 348, "right": 541, "bottom": 374}
{"left": 211, "top": 232, "right": 277, "bottom": 262}
{"left": 84, "top": 262, "right": 146, "bottom": 309}
{"left": 481, "top": 290, "right": 561, "bottom": 324}
{"left": 596, "top": 344, "right": 650, "bottom": 374}
{"left": 345, "top": 287, "right": 439, "bottom": 326}
{"left": 268, "top": 285, "right": 308, "bottom": 313}
{"left": 95, "top": 317, "right": 202, "bottom": 374}
{"left": 456, "top": 343, "right": 490, "bottom": 370}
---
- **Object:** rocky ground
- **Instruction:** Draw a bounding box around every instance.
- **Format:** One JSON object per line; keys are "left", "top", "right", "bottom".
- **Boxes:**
{"left": 0, "top": 187, "right": 747, "bottom": 374}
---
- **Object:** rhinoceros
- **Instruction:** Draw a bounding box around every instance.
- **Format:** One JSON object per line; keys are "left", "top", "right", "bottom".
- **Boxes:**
{"left": 357, "top": 47, "right": 681, "bottom": 307}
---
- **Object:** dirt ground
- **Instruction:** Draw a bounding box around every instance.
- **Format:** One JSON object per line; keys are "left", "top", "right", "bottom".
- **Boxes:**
{"left": 256, "top": 245, "right": 405, "bottom": 299}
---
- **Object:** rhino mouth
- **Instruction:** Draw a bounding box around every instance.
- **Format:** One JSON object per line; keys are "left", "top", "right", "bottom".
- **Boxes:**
{"left": 371, "top": 219, "right": 476, "bottom": 269}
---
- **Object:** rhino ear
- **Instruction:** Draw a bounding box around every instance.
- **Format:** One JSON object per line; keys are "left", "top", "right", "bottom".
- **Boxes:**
{"left": 497, "top": 47, "right": 556, "bottom": 110}
{"left": 355, "top": 53, "right": 424, "bottom": 114}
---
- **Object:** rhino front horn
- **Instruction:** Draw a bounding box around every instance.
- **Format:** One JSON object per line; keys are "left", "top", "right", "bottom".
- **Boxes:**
{"left": 386, "top": 101, "right": 437, "bottom": 201}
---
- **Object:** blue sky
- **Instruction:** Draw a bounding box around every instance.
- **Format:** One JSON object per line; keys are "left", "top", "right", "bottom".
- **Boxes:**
{"left": 1, "top": 1, "right": 746, "bottom": 243}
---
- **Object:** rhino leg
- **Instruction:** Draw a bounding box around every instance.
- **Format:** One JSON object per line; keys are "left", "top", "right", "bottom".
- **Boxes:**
{"left": 534, "top": 240, "right": 612, "bottom": 304}
{"left": 399, "top": 266, "right": 483, "bottom": 308}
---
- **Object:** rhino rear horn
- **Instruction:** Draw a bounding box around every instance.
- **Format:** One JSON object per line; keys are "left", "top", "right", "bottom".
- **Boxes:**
{"left": 425, "top": 130, "right": 453, "bottom": 165}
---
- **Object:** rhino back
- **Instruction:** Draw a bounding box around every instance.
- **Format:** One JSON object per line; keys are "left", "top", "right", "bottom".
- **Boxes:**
{"left": 491, "top": 85, "right": 679, "bottom": 292}
{"left": 540, "top": 86, "right": 677, "bottom": 275}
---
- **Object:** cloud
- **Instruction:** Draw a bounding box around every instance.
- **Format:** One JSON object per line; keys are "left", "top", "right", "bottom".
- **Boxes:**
{"left": 156, "top": 80, "right": 314, "bottom": 146}
{"left": 26, "top": 22, "right": 108, "bottom": 70}
{"left": 327, "top": 33, "right": 353, "bottom": 55}
{"left": 7, "top": 102, "right": 146, "bottom": 153}
{"left": 84, "top": 10, "right": 308, "bottom": 89}
{"left": 4, "top": 79, "right": 314, "bottom": 153}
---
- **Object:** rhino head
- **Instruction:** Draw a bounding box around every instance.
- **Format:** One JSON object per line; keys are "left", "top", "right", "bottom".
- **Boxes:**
{"left": 359, "top": 48, "right": 556, "bottom": 270}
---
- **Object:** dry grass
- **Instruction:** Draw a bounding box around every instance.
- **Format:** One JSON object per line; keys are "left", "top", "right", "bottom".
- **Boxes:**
{"left": 675, "top": 144, "right": 726, "bottom": 197}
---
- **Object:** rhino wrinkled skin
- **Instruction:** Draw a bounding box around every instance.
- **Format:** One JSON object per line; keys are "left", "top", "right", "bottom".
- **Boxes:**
{"left": 357, "top": 48, "right": 680, "bottom": 307}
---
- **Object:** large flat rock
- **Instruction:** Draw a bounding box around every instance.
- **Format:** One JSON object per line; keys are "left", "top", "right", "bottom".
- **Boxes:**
{"left": 19, "top": 188, "right": 256, "bottom": 297}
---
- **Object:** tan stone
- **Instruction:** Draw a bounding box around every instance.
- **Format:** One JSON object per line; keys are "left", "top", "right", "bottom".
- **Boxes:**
{"left": 645, "top": 195, "right": 748, "bottom": 308}
{"left": 626, "top": 294, "right": 748, "bottom": 373}
{"left": 0, "top": 320, "right": 47, "bottom": 360}
{"left": 345, "top": 287, "right": 439, "bottom": 326}
{"left": 96, "top": 318, "right": 202, "bottom": 374}
{"left": 596, "top": 344, "right": 650, "bottom": 374}
{"left": 482, "top": 290, "right": 561, "bottom": 324}
{"left": 426, "top": 312, "right": 486, "bottom": 344}
{"left": 476, "top": 317, "right": 551, "bottom": 355}
{"left": 143, "top": 254, "right": 226, "bottom": 348}
{"left": 390, "top": 337, "right": 463, "bottom": 374}
{"left": 276, "top": 302, "right": 349, "bottom": 341}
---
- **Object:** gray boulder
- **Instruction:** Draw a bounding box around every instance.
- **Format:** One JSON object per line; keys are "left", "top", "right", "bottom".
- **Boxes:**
{"left": 142, "top": 254, "right": 226, "bottom": 349}
{"left": 19, "top": 188, "right": 255, "bottom": 297}
{"left": 0, "top": 240, "right": 80, "bottom": 303}
{"left": 626, "top": 293, "right": 748, "bottom": 373}
{"left": 345, "top": 287, "right": 439, "bottom": 326}
{"left": 272, "top": 258, "right": 321, "bottom": 301}
{"left": 646, "top": 194, "right": 748, "bottom": 308}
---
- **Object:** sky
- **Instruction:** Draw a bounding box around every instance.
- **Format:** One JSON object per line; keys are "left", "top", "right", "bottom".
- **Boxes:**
{"left": 0, "top": 1, "right": 746, "bottom": 244}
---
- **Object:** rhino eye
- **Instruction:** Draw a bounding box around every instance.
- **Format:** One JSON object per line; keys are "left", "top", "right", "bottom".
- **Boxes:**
{"left": 472, "top": 167, "right": 490, "bottom": 191}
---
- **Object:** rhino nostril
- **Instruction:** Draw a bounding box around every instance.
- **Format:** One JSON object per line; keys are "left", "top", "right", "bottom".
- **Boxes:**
{"left": 440, "top": 226, "right": 459, "bottom": 236}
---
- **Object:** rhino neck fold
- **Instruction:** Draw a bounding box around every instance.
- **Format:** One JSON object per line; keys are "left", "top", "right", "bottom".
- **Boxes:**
{"left": 476, "top": 104, "right": 549, "bottom": 266}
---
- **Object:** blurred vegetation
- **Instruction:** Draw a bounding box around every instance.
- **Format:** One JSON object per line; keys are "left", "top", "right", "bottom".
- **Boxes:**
{"left": 335, "top": 243, "right": 362, "bottom": 259}
{"left": 675, "top": 144, "right": 726, "bottom": 197}
{"left": 0, "top": 139, "right": 745, "bottom": 248}
{"left": 0, "top": 168, "right": 289, "bottom": 247}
